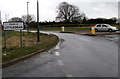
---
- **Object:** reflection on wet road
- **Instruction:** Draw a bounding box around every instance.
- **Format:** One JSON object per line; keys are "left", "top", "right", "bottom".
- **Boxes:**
{"left": 3, "top": 31, "right": 118, "bottom": 77}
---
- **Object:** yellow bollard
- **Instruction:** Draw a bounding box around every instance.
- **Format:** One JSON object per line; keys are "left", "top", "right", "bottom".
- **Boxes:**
{"left": 91, "top": 26, "right": 95, "bottom": 34}
{"left": 62, "top": 26, "right": 65, "bottom": 32}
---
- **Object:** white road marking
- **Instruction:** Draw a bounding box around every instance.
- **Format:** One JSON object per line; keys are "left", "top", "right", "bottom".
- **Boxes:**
{"left": 48, "top": 61, "right": 51, "bottom": 64}
{"left": 66, "top": 74, "right": 73, "bottom": 77}
{"left": 55, "top": 52, "right": 60, "bottom": 56}
{"left": 58, "top": 60, "right": 64, "bottom": 66}
{"left": 48, "top": 51, "right": 51, "bottom": 53}
{"left": 54, "top": 45, "right": 59, "bottom": 50}
{"left": 3, "top": 53, "right": 6, "bottom": 56}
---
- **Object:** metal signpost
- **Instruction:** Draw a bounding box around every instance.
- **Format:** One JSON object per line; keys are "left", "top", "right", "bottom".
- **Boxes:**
{"left": 3, "top": 30, "right": 6, "bottom": 48}
{"left": 37, "top": 0, "right": 40, "bottom": 42}
{"left": 27, "top": 1, "right": 29, "bottom": 33}
{"left": 3, "top": 22, "right": 24, "bottom": 48}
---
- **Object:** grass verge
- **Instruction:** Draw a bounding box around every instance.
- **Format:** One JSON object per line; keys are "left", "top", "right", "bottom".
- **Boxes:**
{"left": 29, "top": 27, "right": 91, "bottom": 31}
{"left": 2, "top": 31, "right": 59, "bottom": 67}
{"left": 29, "top": 24, "right": 120, "bottom": 31}
{"left": 114, "top": 25, "right": 120, "bottom": 30}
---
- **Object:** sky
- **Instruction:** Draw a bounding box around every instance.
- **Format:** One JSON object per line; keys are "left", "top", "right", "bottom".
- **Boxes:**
{"left": 0, "top": 0, "right": 119, "bottom": 22}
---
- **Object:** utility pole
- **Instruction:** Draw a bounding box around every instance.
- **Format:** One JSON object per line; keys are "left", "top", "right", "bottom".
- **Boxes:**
{"left": 27, "top": 1, "right": 29, "bottom": 33}
{"left": 37, "top": 0, "right": 40, "bottom": 42}
{"left": 5, "top": 14, "right": 9, "bottom": 22}
{"left": 4, "top": 13, "right": 7, "bottom": 48}
{"left": 0, "top": 11, "right": 1, "bottom": 21}
{"left": 0, "top": 11, "right": 2, "bottom": 25}
{"left": 0, "top": 11, "right": 2, "bottom": 30}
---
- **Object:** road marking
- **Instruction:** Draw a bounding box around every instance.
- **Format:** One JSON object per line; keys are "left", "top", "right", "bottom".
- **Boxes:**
{"left": 54, "top": 45, "right": 59, "bottom": 50}
{"left": 3, "top": 53, "right": 6, "bottom": 56}
{"left": 66, "top": 74, "right": 73, "bottom": 77}
{"left": 48, "top": 61, "right": 52, "bottom": 64}
{"left": 48, "top": 51, "right": 51, "bottom": 53}
{"left": 55, "top": 52, "right": 60, "bottom": 56}
{"left": 58, "top": 60, "right": 64, "bottom": 66}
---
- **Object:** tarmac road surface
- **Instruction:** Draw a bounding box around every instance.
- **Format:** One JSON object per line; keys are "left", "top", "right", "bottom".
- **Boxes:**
{"left": 2, "top": 31, "right": 118, "bottom": 77}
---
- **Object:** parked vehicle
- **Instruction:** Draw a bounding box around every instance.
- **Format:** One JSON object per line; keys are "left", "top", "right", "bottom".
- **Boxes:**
{"left": 94, "top": 24, "right": 118, "bottom": 32}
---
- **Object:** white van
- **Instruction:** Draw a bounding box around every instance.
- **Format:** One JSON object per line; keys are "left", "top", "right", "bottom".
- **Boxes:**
{"left": 94, "top": 24, "right": 118, "bottom": 32}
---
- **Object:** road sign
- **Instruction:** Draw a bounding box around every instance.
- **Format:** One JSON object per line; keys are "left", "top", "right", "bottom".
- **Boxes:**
{"left": 3, "top": 22, "right": 24, "bottom": 48}
{"left": 3, "top": 22, "right": 24, "bottom": 30}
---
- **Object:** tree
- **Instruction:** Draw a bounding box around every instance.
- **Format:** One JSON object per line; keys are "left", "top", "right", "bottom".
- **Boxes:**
{"left": 56, "top": 2, "right": 86, "bottom": 22}
{"left": 8, "top": 17, "right": 22, "bottom": 22}
{"left": 110, "top": 17, "right": 117, "bottom": 24}
{"left": 21, "top": 14, "right": 35, "bottom": 23}
{"left": 86, "top": 17, "right": 118, "bottom": 24}
{"left": 118, "top": 18, "right": 120, "bottom": 24}
{"left": 82, "top": 17, "right": 87, "bottom": 24}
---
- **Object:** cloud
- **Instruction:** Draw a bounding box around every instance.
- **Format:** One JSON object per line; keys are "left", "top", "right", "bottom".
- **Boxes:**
{"left": 0, "top": 0, "right": 119, "bottom": 22}
{"left": 75, "top": 2, "right": 118, "bottom": 19}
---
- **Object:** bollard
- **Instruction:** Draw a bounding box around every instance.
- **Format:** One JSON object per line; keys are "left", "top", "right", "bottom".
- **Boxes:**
{"left": 91, "top": 26, "right": 95, "bottom": 34}
{"left": 61, "top": 26, "right": 65, "bottom": 32}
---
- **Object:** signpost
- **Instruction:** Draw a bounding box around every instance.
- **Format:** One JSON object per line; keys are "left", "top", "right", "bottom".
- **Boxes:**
{"left": 3, "top": 22, "right": 24, "bottom": 30}
{"left": 3, "top": 22, "right": 24, "bottom": 48}
{"left": 37, "top": 0, "right": 40, "bottom": 42}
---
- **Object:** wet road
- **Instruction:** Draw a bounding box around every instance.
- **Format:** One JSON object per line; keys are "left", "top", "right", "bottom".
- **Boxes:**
{"left": 3, "top": 31, "right": 118, "bottom": 77}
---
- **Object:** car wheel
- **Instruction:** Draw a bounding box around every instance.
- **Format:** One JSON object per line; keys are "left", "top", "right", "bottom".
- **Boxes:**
{"left": 95, "top": 29, "right": 98, "bottom": 32}
{"left": 114, "top": 30, "right": 117, "bottom": 32}
{"left": 108, "top": 29, "right": 113, "bottom": 32}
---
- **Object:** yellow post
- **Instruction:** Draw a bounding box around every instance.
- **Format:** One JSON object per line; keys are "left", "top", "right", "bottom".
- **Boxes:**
{"left": 91, "top": 26, "right": 95, "bottom": 34}
{"left": 62, "top": 26, "right": 65, "bottom": 32}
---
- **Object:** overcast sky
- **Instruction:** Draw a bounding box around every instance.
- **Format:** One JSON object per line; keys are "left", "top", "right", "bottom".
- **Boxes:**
{"left": 0, "top": 0, "right": 119, "bottom": 22}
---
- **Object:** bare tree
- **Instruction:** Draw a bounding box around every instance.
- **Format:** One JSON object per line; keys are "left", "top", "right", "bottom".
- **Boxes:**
{"left": 8, "top": 17, "right": 22, "bottom": 22}
{"left": 56, "top": 2, "right": 86, "bottom": 22}
{"left": 21, "top": 14, "right": 35, "bottom": 23}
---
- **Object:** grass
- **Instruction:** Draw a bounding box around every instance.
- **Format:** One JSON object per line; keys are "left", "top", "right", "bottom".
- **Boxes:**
{"left": 0, "top": 29, "right": 2, "bottom": 63}
{"left": 64, "top": 27, "right": 91, "bottom": 31}
{"left": 29, "top": 26, "right": 91, "bottom": 31}
{"left": 114, "top": 25, "right": 120, "bottom": 30}
{"left": 29, "top": 24, "right": 120, "bottom": 31}
{"left": 2, "top": 31, "right": 58, "bottom": 63}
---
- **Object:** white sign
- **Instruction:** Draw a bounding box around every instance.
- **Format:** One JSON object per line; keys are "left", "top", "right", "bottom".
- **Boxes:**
{"left": 3, "top": 22, "right": 24, "bottom": 30}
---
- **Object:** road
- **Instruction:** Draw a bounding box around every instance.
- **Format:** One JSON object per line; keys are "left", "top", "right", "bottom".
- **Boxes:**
{"left": 2, "top": 31, "right": 118, "bottom": 77}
